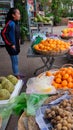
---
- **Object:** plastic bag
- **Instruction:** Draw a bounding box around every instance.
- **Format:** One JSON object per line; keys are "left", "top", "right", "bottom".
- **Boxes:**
{"left": 26, "top": 76, "right": 56, "bottom": 94}
{"left": 0, "top": 93, "right": 27, "bottom": 118}
{"left": 27, "top": 94, "right": 48, "bottom": 115}
{"left": 31, "top": 33, "right": 47, "bottom": 42}
{"left": 31, "top": 36, "right": 43, "bottom": 51}
{"left": 0, "top": 93, "right": 48, "bottom": 118}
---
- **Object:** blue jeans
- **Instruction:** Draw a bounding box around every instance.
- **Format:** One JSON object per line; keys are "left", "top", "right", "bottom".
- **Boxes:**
{"left": 10, "top": 55, "right": 19, "bottom": 75}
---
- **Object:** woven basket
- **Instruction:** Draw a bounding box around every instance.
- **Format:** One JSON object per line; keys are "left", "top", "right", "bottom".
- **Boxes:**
{"left": 34, "top": 48, "right": 69, "bottom": 56}
{"left": 18, "top": 112, "right": 40, "bottom": 130}
{"left": 60, "top": 35, "right": 73, "bottom": 40}
{"left": 62, "top": 64, "right": 73, "bottom": 68}
{"left": 38, "top": 69, "right": 58, "bottom": 78}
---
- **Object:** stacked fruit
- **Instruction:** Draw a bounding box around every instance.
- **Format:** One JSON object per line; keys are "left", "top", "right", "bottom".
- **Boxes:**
{"left": 61, "top": 28, "right": 73, "bottom": 38}
{"left": 52, "top": 67, "right": 73, "bottom": 89}
{"left": 34, "top": 13, "right": 53, "bottom": 25}
{"left": 0, "top": 75, "right": 18, "bottom": 100}
{"left": 45, "top": 98, "right": 73, "bottom": 130}
{"left": 33, "top": 38, "right": 70, "bottom": 54}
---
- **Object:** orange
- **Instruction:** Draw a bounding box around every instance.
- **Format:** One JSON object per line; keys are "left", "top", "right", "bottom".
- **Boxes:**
{"left": 53, "top": 83, "right": 59, "bottom": 88}
{"left": 55, "top": 74, "right": 62, "bottom": 79}
{"left": 60, "top": 68, "right": 66, "bottom": 71}
{"left": 62, "top": 80, "right": 68, "bottom": 87}
{"left": 67, "top": 76, "right": 73, "bottom": 82}
{"left": 63, "top": 74, "right": 69, "bottom": 80}
{"left": 67, "top": 69, "right": 72, "bottom": 75}
{"left": 57, "top": 84, "right": 62, "bottom": 89}
{"left": 63, "top": 86, "right": 68, "bottom": 89}
{"left": 68, "top": 82, "right": 73, "bottom": 88}
{"left": 61, "top": 71, "right": 66, "bottom": 76}
{"left": 46, "top": 71, "right": 52, "bottom": 76}
{"left": 55, "top": 71, "right": 60, "bottom": 75}
{"left": 55, "top": 78, "right": 61, "bottom": 84}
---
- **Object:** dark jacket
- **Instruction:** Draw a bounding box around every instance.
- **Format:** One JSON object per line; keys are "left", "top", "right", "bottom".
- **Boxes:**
{"left": 1, "top": 20, "right": 20, "bottom": 55}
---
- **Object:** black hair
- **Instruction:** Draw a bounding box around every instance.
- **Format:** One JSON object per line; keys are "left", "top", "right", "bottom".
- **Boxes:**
{"left": 5, "top": 8, "right": 18, "bottom": 23}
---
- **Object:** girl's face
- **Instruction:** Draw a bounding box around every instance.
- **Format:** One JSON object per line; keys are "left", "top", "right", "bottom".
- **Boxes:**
{"left": 12, "top": 9, "right": 21, "bottom": 21}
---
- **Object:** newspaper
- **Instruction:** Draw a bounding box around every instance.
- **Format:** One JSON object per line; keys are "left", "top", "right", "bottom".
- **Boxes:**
{"left": 35, "top": 93, "right": 70, "bottom": 130}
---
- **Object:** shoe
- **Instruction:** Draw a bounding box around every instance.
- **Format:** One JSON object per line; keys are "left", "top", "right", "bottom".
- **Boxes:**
{"left": 18, "top": 74, "right": 26, "bottom": 78}
{"left": 15, "top": 75, "right": 21, "bottom": 79}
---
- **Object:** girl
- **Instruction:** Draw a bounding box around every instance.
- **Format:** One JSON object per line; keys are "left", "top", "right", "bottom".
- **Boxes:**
{"left": 1, "top": 8, "right": 22, "bottom": 79}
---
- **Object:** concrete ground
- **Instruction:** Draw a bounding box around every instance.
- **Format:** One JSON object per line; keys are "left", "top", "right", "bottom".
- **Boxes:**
{"left": 0, "top": 25, "right": 70, "bottom": 130}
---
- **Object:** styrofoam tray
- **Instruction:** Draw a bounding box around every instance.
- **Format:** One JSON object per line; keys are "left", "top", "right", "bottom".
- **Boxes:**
{"left": 0, "top": 80, "right": 24, "bottom": 106}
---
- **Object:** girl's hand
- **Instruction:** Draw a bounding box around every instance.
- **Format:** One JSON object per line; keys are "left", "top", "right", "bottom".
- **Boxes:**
{"left": 12, "top": 45, "right": 16, "bottom": 49}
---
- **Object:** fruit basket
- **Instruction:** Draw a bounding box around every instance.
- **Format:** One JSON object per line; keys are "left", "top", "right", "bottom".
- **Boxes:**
{"left": 33, "top": 38, "right": 70, "bottom": 56}
{"left": 38, "top": 64, "right": 73, "bottom": 91}
{"left": 34, "top": 48, "right": 69, "bottom": 56}
{"left": 61, "top": 28, "right": 73, "bottom": 40}
{"left": 60, "top": 35, "right": 72, "bottom": 40}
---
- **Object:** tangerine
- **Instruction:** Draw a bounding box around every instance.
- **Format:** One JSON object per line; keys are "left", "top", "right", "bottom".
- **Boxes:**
{"left": 46, "top": 71, "right": 52, "bottom": 76}
{"left": 63, "top": 74, "right": 69, "bottom": 80}
{"left": 62, "top": 80, "right": 68, "bottom": 87}
{"left": 61, "top": 71, "right": 66, "bottom": 76}
{"left": 55, "top": 78, "right": 61, "bottom": 84}
{"left": 68, "top": 82, "right": 73, "bottom": 88}
{"left": 67, "top": 69, "right": 72, "bottom": 75}
{"left": 67, "top": 76, "right": 73, "bottom": 82}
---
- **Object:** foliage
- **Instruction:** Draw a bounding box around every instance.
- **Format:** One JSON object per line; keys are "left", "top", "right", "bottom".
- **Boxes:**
{"left": 50, "top": 0, "right": 73, "bottom": 25}
{"left": 20, "top": 24, "right": 29, "bottom": 40}
{"left": 45, "top": 13, "right": 53, "bottom": 17}
{"left": 14, "top": 1, "right": 28, "bottom": 40}
{"left": 51, "top": 0, "right": 62, "bottom": 25}
{"left": 67, "top": 12, "right": 73, "bottom": 18}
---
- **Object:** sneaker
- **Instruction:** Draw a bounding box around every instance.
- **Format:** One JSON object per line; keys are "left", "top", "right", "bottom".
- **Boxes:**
{"left": 15, "top": 75, "right": 21, "bottom": 79}
{"left": 18, "top": 74, "right": 26, "bottom": 78}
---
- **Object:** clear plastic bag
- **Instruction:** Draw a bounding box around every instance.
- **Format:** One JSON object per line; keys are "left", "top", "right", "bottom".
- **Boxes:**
{"left": 26, "top": 76, "right": 56, "bottom": 94}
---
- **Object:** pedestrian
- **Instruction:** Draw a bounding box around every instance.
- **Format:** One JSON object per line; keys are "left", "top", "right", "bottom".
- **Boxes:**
{"left": 1, "top": 8, "right": 23, "bottom": 79}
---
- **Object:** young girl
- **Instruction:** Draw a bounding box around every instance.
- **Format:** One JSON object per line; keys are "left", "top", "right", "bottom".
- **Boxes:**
{"left": 1, "top": 8, "right": 22, "bottom": 79}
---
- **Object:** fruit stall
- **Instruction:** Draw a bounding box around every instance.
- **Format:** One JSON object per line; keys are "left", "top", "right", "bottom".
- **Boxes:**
{"left": 0, "top": 65, "right": 73, "bottom": 130}
{"left": 26, "top": 0, "right": 53, "bottom": 40}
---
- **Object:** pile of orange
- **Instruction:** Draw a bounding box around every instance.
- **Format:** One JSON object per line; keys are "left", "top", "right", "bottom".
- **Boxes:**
{"left": 34, "top": 38, "right": 70, "bottom": 53}
{"left": 52, "top": 67, "right": 73, "bottom": 89}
